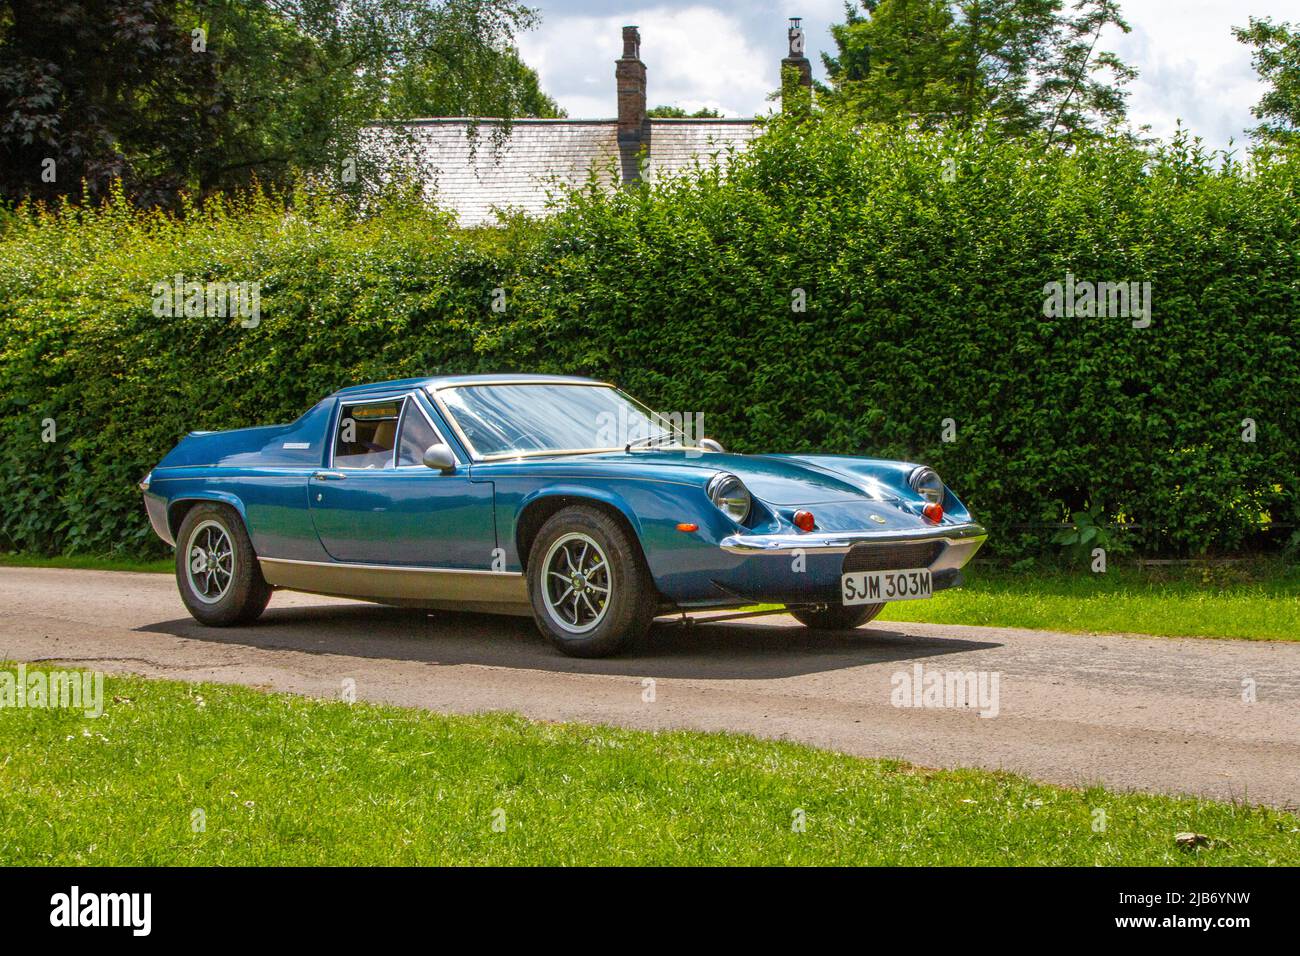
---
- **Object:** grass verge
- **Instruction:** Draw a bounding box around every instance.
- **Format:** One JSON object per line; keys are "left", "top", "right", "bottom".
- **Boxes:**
{"left": 0, "top": 665, "right": 1295, "bottom": 866}
{"left": 877, "top": 562, "right": 1300, "bottom": 641}
{"left": 0, "top": 552, "right": 173, "bottom": 574}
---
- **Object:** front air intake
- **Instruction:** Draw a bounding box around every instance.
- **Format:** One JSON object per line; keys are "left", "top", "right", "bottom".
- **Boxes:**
{"left": 841, "top": 541, "right": 943, "bottom": 573}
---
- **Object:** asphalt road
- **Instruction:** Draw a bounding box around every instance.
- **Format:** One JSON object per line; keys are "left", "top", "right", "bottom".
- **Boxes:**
{"left": 2, "top": 567, "right": 1298, "bottom": 808}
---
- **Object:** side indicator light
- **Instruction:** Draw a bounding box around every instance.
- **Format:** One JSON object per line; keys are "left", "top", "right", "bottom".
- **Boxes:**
{"left": 922, "top": 502, "right": 944, "bottom": 522}
{"left": 676, "top": 523, "right": 699, "bottom": 533}
{"left": 793, "top": 510, "right": 816, "bottom": 532}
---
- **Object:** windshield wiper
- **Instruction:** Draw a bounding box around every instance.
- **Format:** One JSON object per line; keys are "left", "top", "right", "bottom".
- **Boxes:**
{"left": 625, "top": 431, "right": 677, "bottom": 452}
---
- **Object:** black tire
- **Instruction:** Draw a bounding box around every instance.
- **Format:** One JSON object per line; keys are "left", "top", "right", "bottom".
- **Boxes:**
{"left": 174, "top": 502, "right": 272, "bottom": 626}
{"left": 527, "top": 505, "right": 655, "bottom": 658}
{"left": 791, "top": 603, "right": 885, "bottom": 631}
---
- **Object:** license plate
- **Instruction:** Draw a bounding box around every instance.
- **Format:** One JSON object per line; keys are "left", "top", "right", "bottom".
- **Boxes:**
{"left": 841, "top": 567, "right": 932, "bottom": 605}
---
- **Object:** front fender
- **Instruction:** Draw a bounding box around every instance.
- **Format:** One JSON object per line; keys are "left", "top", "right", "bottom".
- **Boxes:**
{"left": 495, "top": 473, "right": 748, "bottom": 600}
{"left": 515, "top": 483, "right": 645, "bottom": 539}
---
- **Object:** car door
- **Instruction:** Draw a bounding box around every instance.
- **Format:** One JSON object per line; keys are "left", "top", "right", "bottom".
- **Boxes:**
{"left": 307, "top": 393, "right": 496, "bottom": 567}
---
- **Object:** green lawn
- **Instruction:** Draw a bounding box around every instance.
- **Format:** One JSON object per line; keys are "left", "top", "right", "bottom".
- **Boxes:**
{"left": 0, "top": 666, "right": 1295, "bottom": 866}
{"left": 878, "top": 562, "right": 1300, "bottom": 641}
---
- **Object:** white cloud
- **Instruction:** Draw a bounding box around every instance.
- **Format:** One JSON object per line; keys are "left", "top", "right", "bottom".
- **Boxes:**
{"left": 518, "top": 5, "right": 789, "bottom": 118}
{"left": 1107, "top": 0, "right": 1285, "bottom": 151}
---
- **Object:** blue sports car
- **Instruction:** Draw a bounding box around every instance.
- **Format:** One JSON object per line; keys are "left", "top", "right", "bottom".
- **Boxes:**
{"left": 141, "top": 375, "right": 986, "bottom": 656}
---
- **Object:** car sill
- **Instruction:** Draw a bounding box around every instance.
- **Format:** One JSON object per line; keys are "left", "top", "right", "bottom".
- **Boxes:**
{"left": 258, "top": 557, "right": 530, "bottom": 614}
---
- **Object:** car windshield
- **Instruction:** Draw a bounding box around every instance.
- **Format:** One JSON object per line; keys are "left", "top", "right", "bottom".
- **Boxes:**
{"left": 434, "top": 383, "right": 680, "bottom": 459}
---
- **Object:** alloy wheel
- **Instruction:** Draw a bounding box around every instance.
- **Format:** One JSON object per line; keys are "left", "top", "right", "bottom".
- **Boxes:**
{"left": 185, "top": 519, "right": 235, "bottom": 605}
{"left": 541, "top": 532, "right": 612, "bottom": 634}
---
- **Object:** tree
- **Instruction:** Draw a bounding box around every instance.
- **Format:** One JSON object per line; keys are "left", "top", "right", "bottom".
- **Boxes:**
{"left": 190, "top": 0, "right": 559, "bottom": 197}
{"left": 646, "top": 106, "right": 723, "bottom": 118}
{"left": 820, "top": 0, "right": 1134, "bottom": 142}
{"left": 1234, "top": 17, "right": 1300, "bottom": 146}
{"left": 951, "top": 0, "right": 1060, "bottom": 135}
{"left": 0, "top": 0, "right": 559, "bottom": 206}
{"left": 1037, "top": 0, "right": 1135, "bottom": 146}
{"left": 820, "top": 0, "right": 964, "bottom": 129}
{"left": 384, "top": 44, "right": 563, "bottom": 120}
{"left": 0, "top": 0, "right": 217, "bottom": 207}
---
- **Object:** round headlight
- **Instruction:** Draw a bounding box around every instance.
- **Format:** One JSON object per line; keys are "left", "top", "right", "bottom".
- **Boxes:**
{"left": 707, "top": 473, "right": 752, "bottom": 523}
{"left": 908, "top": 466, "right": 944, "bottom": 504}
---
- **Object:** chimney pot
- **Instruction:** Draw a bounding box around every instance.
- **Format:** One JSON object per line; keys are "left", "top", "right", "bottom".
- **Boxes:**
{"left": 787, "top": 18, "right": 805, "bottom": 57}
{"left": 782, "top": 15, "right": 813, "bottom": 113}
{"left": 622, "top": 25, "right": 641, "bottom": 60}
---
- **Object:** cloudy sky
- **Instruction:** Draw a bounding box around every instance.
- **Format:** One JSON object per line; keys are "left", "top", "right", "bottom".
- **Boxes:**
{"left": 516, "top": 0, "right": 1294, "bottom": 153}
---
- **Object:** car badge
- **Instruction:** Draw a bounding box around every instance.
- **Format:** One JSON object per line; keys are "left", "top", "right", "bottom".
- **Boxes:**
{"left": 870, "top": 514, "right": 886, "bottom": 524}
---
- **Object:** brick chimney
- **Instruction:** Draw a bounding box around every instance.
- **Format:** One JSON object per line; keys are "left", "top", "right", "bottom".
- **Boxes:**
{"left": 616, "top": 26, "right": 647, "bottom": 141}
{"left": 781, "top": 17, "right": 813, "bottom": 114}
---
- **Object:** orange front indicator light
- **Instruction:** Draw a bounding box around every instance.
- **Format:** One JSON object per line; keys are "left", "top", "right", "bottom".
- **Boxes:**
{"left": 676, "top": 522, "right": 699, "bottom": 533}
{"left": 793, "top": 510, "right": 816, "bottom": 532}
{"left": 922, "top": 502, "right": 944, "bottom": 522}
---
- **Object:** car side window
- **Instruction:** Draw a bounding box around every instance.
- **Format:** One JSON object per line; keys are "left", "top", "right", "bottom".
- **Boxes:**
{"left": 334, "top": 400, "right": 402, "bottom": 469}
{"left": 397, "top": 402, "right": 441, "bottom": 466}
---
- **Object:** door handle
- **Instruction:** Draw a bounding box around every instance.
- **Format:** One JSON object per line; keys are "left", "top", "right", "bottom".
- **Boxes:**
{"left": 312, "top": 471, "right": 347, "bottom": 481}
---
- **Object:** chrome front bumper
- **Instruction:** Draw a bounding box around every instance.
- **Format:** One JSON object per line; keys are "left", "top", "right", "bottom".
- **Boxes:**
{"left": 718, "top": 522, "right": 987, "bottom": 575}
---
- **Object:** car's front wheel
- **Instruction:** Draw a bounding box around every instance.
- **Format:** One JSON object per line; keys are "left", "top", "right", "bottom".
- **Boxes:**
{"left": 791, "top": 603, "right": 885, "bottom": 631}
{"left": 174, "top": 502, "right": 272, "bottom": 626}
{"left": 527, "top": 506, "right": 655, "bottom": 657}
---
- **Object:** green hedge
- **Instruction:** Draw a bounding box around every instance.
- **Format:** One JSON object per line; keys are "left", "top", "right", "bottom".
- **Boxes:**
{"left": 1, "top": 119, "right": 1297, "bottom": 559}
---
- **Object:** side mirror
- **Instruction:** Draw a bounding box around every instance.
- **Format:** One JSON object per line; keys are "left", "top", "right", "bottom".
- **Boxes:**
{"left": 422, "top": 443, "right": 456, "bottom": 473}
{"left": 699, "top": 437, "right": 726, "bottom": 453}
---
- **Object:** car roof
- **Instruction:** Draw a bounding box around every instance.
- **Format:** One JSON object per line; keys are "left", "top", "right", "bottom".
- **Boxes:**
{"left": 330, "top": 373, "right": 606, "bottom": 398}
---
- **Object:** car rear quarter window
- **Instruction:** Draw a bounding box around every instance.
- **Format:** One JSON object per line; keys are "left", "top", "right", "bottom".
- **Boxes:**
{"left": 335, "top": 400, "right": 402, "bottom": 468}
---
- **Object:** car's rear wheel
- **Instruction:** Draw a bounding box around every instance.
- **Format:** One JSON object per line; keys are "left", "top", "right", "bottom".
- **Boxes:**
{"left": 175, "top": 502, "right": 272, "bottom": 626}
{"left": 527, "top": 506, "right": 655, "bottom": 657}
{"left": 791, "top": 603, "right": 885, "bottom": 631}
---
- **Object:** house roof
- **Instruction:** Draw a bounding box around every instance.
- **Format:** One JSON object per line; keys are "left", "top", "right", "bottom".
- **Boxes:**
{"left": 372, "top": 117, "right": 761, "bottom": 227}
